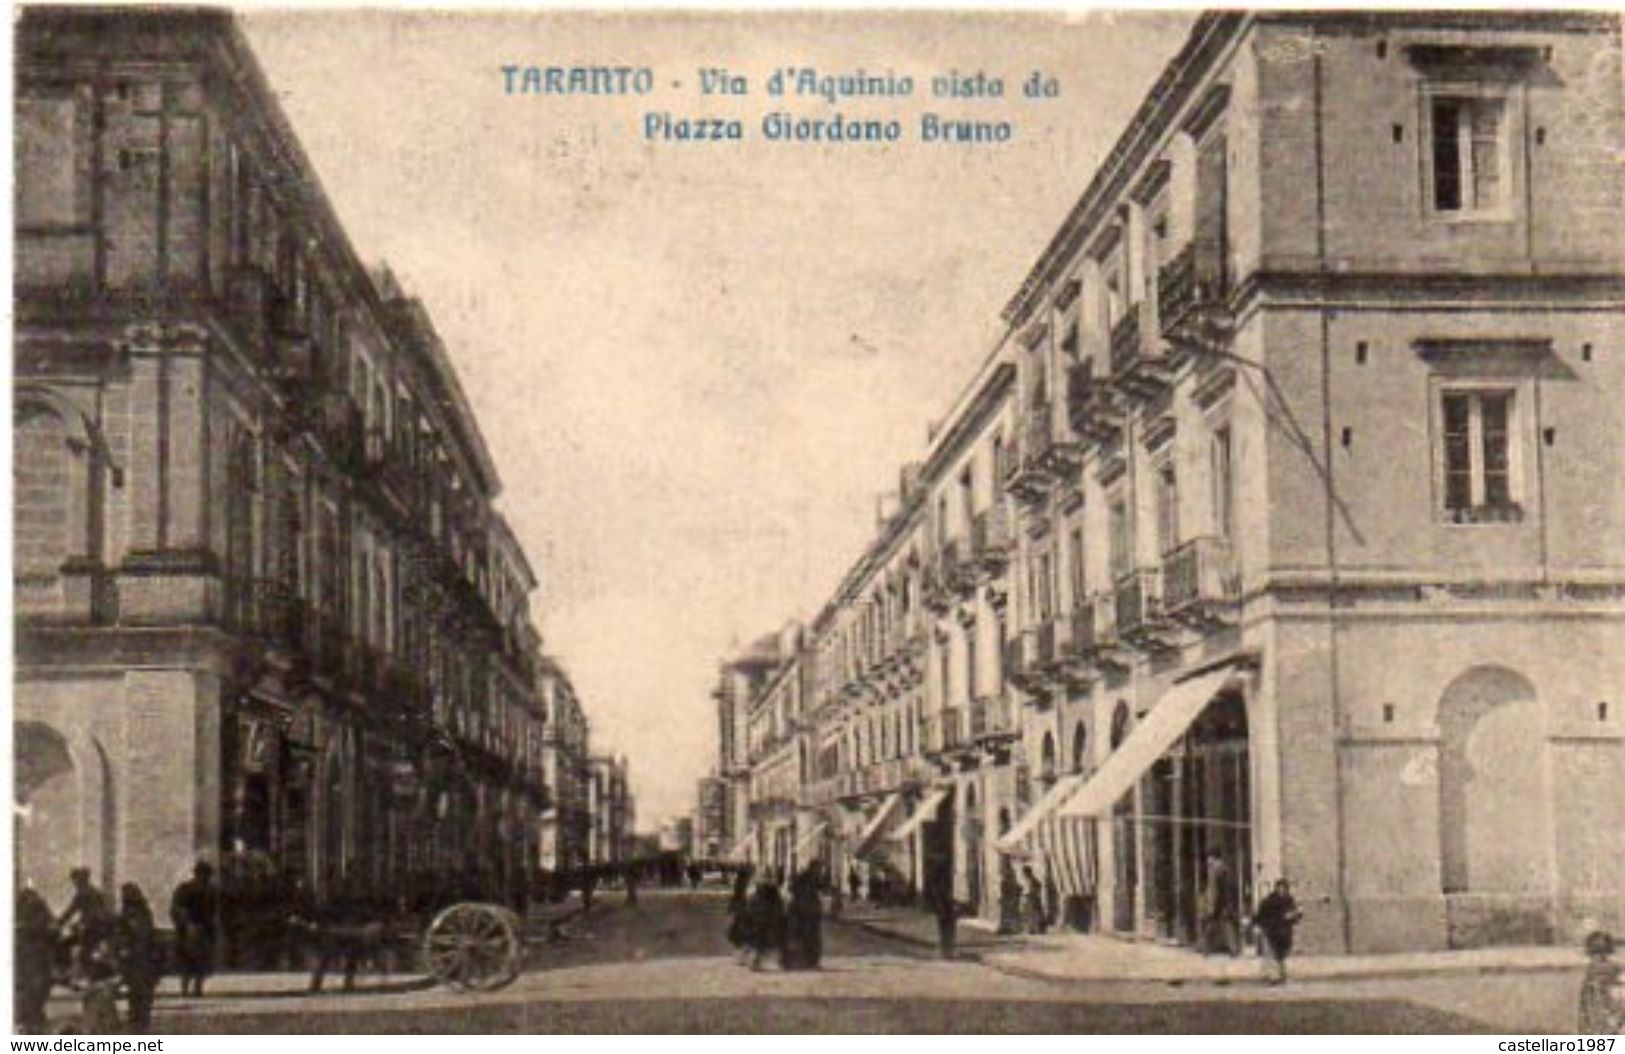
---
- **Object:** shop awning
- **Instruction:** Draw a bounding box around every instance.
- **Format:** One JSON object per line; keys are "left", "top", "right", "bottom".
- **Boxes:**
{"left": 996, "top": 772, "right": 1085, "bottom": 854}
{"left": 851, "top": 793, "right": 904, "bottom": 858}
{"left": 794, "top": 822, "right": 828, "bottom": 857}
{"left": 1059, "top": 666, "right": 1239, "bottom": 820}
{"left": 888, "top": 786, "right": 951, "bottom": 843}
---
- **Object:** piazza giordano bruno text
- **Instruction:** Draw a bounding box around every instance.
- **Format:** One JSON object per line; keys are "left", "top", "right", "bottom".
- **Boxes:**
{"left": 643, "top": 111, "right": 1015, "bottom": 145}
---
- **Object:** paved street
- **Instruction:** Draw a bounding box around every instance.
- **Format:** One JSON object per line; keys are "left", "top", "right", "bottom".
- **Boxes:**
{"left": 133, "top": 890, "right": 1583, "bottom": 1034}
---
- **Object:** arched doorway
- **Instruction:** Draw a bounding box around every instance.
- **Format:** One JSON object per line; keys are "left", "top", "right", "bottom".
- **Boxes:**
{"left": 1437, "top": 666, "right": 1552, "bottom": 945}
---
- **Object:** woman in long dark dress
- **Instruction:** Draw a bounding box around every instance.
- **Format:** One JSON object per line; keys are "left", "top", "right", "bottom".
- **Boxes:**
{"left": 782, "top": 866, "right": 823, "bottom": 970}
{"left": 1253, "top": 879, "right": 1303, "bottom": 985}
{"left": 725, "top": 866, "right": 755, "bottom": 965}
{"left": 14, "top": 888, "right": 56, "bottom": 1033}
{"left": 745, "top": 874, "right": 787, "bottom": 972}
{"left": 115, "top": 884, "right": 160, "bottom": 1032}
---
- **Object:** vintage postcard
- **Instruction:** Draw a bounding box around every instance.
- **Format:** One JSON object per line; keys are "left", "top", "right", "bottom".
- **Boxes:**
{"left": 9, "top": 2, "right": 1625, "bottom": 1037}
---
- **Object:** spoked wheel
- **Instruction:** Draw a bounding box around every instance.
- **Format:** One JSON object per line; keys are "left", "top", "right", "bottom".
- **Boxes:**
{"left": 423, "top": 903, "right": 523, "bottom": 991}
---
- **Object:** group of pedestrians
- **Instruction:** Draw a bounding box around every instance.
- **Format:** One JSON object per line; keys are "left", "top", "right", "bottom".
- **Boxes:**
{"left": 13, "top": 863, "right": 215, "bottom": 1034}
{"left": 725, "top": 864, "right": 825, "bottom": 971}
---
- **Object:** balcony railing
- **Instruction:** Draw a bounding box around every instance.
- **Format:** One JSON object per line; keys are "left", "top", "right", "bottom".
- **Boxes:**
{"left": 1108, "top": 300, "right": 1171, "bottom": 400}
{"left": 939, "top": 538, "right": 977, "bottom": 597}
{"left": 970, "top": 506, "right": 1012, "bottom": 572}
{"left": 1115, "top": 568, "right": 1172, "bottom": 646}
{"left": 969, "top": 694, "right": 1017, "bottom": 742}
{"left": 1157, "top": 242, "right": 1229, "bottom": 340}
{"left": 1162, "top": 536, "right": 1241, "bottom": 620}
{"left": 1066, "top": 361, "right": 1122, "bottom": 442}
{"left": 220, "top": 577, "right": 305, "bottom": 649}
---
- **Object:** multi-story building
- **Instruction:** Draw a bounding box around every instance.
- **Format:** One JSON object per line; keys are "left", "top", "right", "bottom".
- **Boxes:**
{"left": 731, "top": 10, "right": 1625, "bottom": 954}
{"left": 587, "top": 755, "right": 635, "bottom": 866}
{"left": 537, "top": 656, "right": 593, "bottom": 874}
{"left": 711, "top": 633, "right": 789, "bottom": 861}
{"left": 12, "top": 7, "right": 559, "bottom": 916}
{"left": 692, "top": 775, "right": 727, "bottom": 860}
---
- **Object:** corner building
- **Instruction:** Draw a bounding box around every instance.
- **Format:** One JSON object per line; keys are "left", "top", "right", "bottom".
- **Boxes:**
{"left": 13, "top": 8, "right": 552, "bottom": 924}
{"left": 996, "top": 11, "right": 1623, "bottom": 953}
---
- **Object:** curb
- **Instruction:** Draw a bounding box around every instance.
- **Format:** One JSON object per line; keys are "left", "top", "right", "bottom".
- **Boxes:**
{"left": 978, "top": 955, "right": 1588, "bottom": 990}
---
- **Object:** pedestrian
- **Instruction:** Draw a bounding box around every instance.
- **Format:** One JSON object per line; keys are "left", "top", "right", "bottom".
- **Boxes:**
{"left": 924, "top": 863, "right": 958, "bottom": 960}
{"left": 1252, "top": 878, "right": 1303, "bottom": 985}
{"left": 1579, "top": 931, "right": 1622, "bottom": 1035}
{"left": 847, "top": 865, "right": 861, "bottom": 905}
{"left": 782, "top": 864, "right": 824, "bottom": 971}
{"left": 1022, "top": 865, "right": 1047, "bottom": 935}
{"left": 997, "top": 859, "right": 1023, "bottom": 935}
{"left": 745, "top": 872, "right": 787, "bottom": 972}
{"left": 15, "top": 887, "right": 56, "bottom": 1033}
{"left": 1201, "top": 853, "right": 1239, "bottom": 957}
{"left": 169, "top": 861, "right": 217, "bottom": 997}
{"left": 726, "top": 865, "right": 755, "bottom": 965}
{"left": 59, "top": 866, "right": 112, "bottom": 980}
{"left": 309, "top": 879, "right": 370, "bottom": 994}
{"left": 625, "top": 865, "right": 639, "bottom": 907}
{"left": 1043, "top": 866, "right": 1061, "bottom": 929}
{"left": 580, "top": 868, "right": 598, "bottom": 914}
{"left": 114, "top": 884, "right": 160, "bottom": 1033}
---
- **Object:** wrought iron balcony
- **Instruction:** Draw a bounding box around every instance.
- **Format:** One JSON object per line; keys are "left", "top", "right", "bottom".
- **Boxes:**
{"left": 939, "top": 538, "right": 978, "bottom": 597}
{"left": 970, "top": 506, "right": 1012, "bottom": 574}
{"left": 1066, "top": 361, "right": 1123, "bottom": 442}
{"left": 1108, "top": 300, "right": 1171, "bottom": 400}
{"left": 1162, "top": 536, "right": 1241, "bottom": 624}
{"left": 1157, "top": 242, "right": 1233, "bottom": 364}
{"left": 1004, "top": 629, "right": 1049, "bottom": 694}
{"left": 969, "top": 694, "right": 1017, "bottom": 743}
{"left": 1115, "top": 568, "right": 1175, "bottom": 650}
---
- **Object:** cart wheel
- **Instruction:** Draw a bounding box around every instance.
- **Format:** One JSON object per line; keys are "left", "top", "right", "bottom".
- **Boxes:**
{"left": 423, "top": 903, "right": 523, "bottom": 992}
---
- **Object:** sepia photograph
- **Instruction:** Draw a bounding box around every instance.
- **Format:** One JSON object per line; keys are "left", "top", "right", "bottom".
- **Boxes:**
{"left": 9, "top": 2, "right": 1625, "bottom": 1036}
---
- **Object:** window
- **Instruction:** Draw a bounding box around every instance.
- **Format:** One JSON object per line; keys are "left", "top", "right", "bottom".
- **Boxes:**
{"left": 1068, "top": 527, "right": 1087, "bottom": 608}
{"left": 1109, "top": 496, "right": 1133, "bottom": 580}
{"left": 1440, "top": 389, "right": 1521, "bottom": 522}
{"left": 1211, "top": 426, "right": 1236, "bottom": 541}
{"left": 1155, "top": 463, "right": 1180, "bottom": 556}
{"left": 1430, "top": 94, "right": 1508, "bottom": 215}
{"left": 959, "top": 466, "right": 974, "bottom": 536}
{"left": 965, "top": 624, "right": 979, "bottom": 702}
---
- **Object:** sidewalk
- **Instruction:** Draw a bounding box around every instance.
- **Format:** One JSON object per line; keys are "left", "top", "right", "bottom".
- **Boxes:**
{"left": 986, "top": 934, "right": 1588, "bottom": 987}
{"left": 833, "top": 902, "right": 1022, "bottom": 958}
{"left": 839, "top": 903, "right": 1588, "bottom": 985}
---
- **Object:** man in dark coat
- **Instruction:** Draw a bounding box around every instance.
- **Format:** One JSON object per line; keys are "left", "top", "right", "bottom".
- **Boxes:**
{"left": 169, "top": 861, "right": 217, "bottom": 996}
{"left": 726, "top": 865, "right": 755, "bottom": 965}
{"left": 59, "top": 867, "right": 112, "bottom": 978}
{"left": 1253, "top": 878, "right": 1303, "bottom": 984}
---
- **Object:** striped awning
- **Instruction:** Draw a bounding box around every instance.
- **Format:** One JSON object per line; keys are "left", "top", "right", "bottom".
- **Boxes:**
{"left": 851, "top": 793, "right": 904, "bottom": 858}
{"left": 888, "top": 786, "right": 951, "bottom": 843}
{"left": 1034, "top": 815, "right": 1098, "bottom": 898}
{"left": 995, "top": 774, "right": 1084, "bottom": 854}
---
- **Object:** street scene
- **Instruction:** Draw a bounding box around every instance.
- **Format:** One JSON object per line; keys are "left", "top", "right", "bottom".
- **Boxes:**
{"left": 32, "top": 887, "right": 1601, "bottom": 1034}
{"left": 11, "top": 3, "right": 1625, "bottom": 1037}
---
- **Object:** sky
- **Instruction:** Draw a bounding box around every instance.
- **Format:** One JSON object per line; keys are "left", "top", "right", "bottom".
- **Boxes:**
{"left": 240, "top": 9, "right": 1195, "bottom": 826}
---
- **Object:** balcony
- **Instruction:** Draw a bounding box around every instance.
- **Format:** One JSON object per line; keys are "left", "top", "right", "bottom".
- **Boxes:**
{"left": 302, "top": 388, "right": 366, "bottom": 474}
{"left": 1108, "top": 301, "right": 1171, "bottom": 400}
{"left": 922, "top": 564, "right": 954, "bottom": 615}
{"left": 1162, "top": 536, "right": 1241, "bottom": 625}
{"left": 1004, "top": 631, "right": 1048, "bottom": 694}
{"left": 1115, "top": 568, "right": 1176, "bottom": 650}
{"left": 970, "top": 506, "right": 1012, "bottom": 575}
{"left": 1066, "top": 362, "right": 1123, "bottom": 443}
{"left": 940, "top": 538, "right": 977, "bottom": 598}
{"left": 1157, "top": 242, "right": 1234, "bottom": 363}
{"left": 220, "top": 577, "right": 305, "bottom": 651}
{"left": 969, "top": 694, "right": 1017, "bottom": 743}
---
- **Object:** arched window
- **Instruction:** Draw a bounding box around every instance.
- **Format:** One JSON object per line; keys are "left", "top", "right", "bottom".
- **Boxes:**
{"left": 1040, "top": 731, "right": 1056, "bottom": 783}
{"left": 1111, "top": 702, "right": 1132, "bottom": 749}
{"left": 1072, "top": 721, "right": 1089, "bottom": 773}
